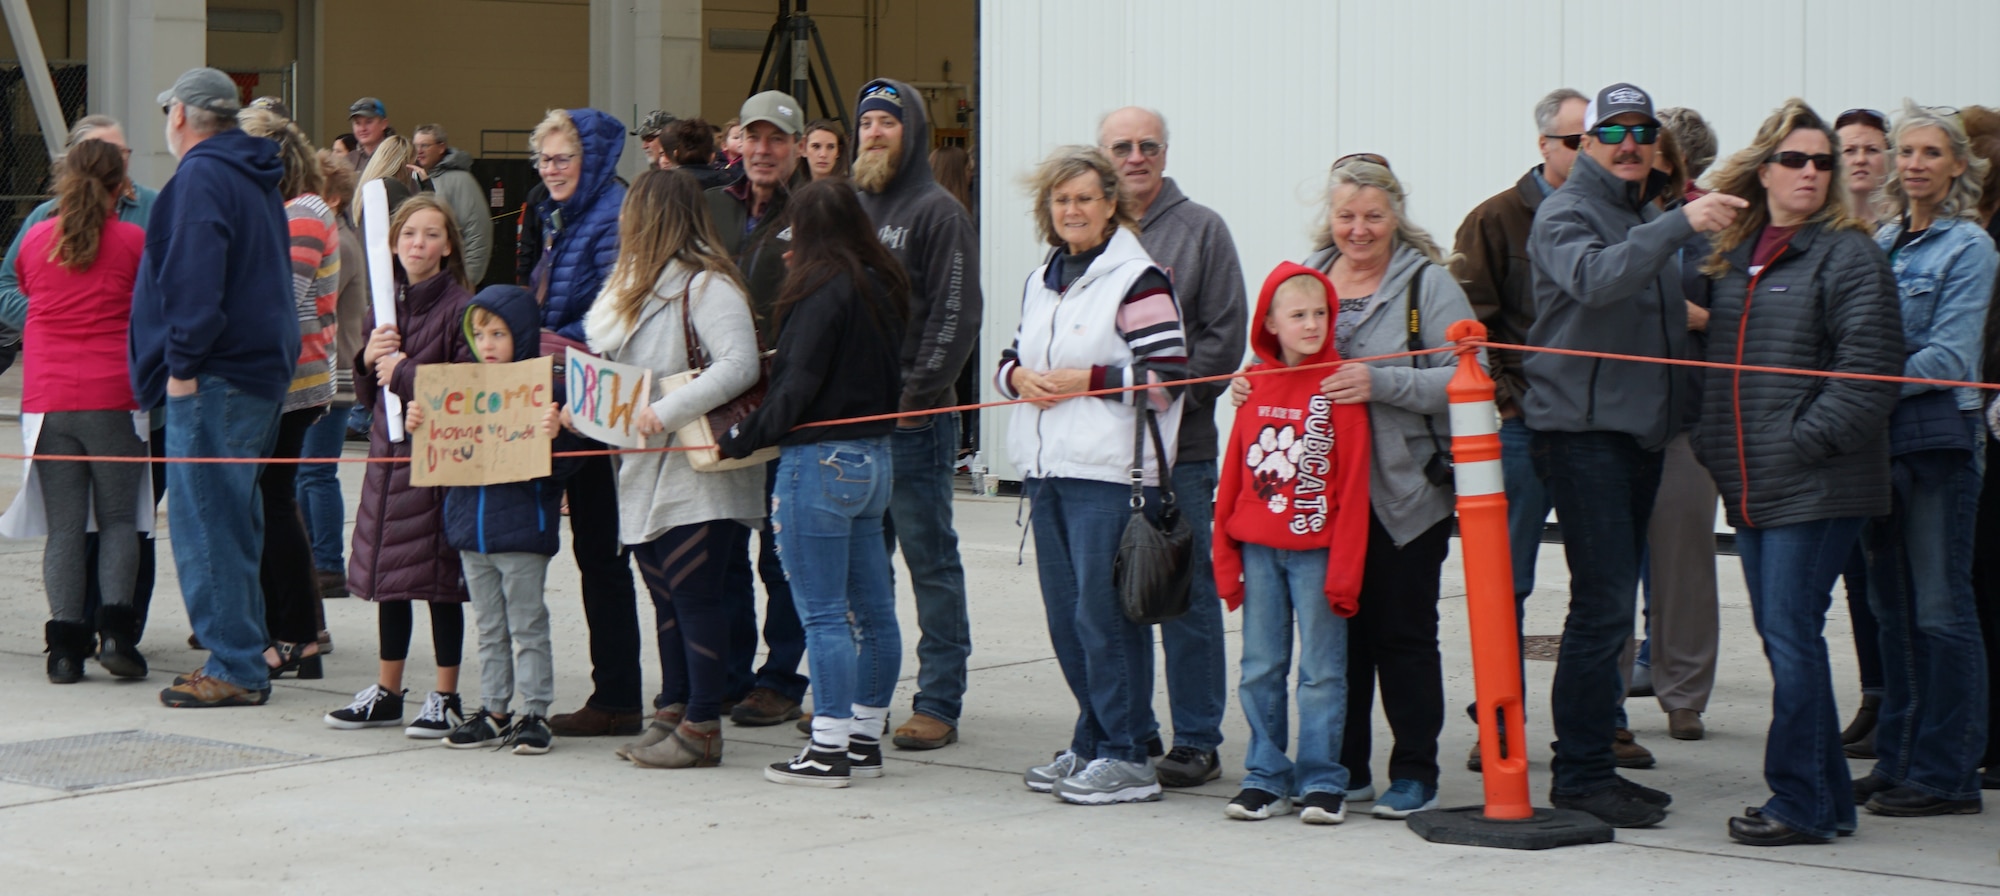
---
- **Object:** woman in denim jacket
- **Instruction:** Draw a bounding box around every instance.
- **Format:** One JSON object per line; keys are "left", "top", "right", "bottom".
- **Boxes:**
{"left": 1855, "top": 101, "right": 1999, "bottom": 817}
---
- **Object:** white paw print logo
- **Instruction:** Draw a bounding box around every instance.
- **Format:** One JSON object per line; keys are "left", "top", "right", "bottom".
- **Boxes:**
{"left": 1247, "top": 424, "right": 1304, "bottom": 511}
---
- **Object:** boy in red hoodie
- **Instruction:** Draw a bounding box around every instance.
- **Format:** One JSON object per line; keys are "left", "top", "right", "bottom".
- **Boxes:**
{"left": 1214, "top": 262, "right": 1371, "bottom": 824}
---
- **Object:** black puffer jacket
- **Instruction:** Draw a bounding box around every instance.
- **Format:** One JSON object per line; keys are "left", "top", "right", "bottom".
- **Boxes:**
{"left": 1694, "top": 221, "right": 1903, "bottom": 529}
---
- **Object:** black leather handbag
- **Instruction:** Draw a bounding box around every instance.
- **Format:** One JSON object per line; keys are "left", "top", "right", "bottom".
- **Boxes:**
{"left": 1114, "top": 399, "right": 1194, "bottom": 625}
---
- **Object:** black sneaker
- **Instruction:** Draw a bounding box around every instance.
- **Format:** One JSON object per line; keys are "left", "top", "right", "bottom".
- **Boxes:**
{"left": 325, "top": 684, "right": 405, "bottom": 729}
{"left": 849, "top": 737, "right": 884, "bottom": 779}
{"left": 1852, "top": 772, "right": 1897, "bottom": 806}
{"left": 507, "top": 715, "right": 553, "bottom": 755}
{"left": 1615, "top": 775, "right": 1673, "bottom": 808}
{"left": 1300, "top": 791, "right": 1347, "bottom": 825}
{"left": 1156, "top": 746, "right": 1221, "bottom": 787}
{"left": 404, "top": 691, "right": 463, "bottom": 739}
{"left": 1864, "top": 786, "right": 1981, "bottom": 817}
{"left": 1550, "top": 785, "right": 1668, "bottom": 828}
{"left": 444, "top": 710, "right": 510, "bottom": 749}
{"left": 1224, "top": 787, "right": 1291, "bottom": 821}
{"left": 765, "top": 743, "right": 851, "bottom": 788}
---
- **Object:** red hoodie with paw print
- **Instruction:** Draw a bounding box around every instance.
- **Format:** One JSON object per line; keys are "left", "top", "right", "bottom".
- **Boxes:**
{"left": 1214, "top": 262, "right": 1372, "bottom": 617}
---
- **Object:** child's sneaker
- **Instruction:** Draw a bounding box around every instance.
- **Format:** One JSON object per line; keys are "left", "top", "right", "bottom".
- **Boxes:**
{"left": 765, "top": 743, "right": 851, "bottom": 788}
{"left": 1371, "top": 779, "right": 1440, "bottom": 819}
{"left": 324, "top": 684, "right": 404, "bottom": 729}
{"left": 444, "top": 709, "right": 510, "bottom": 749}
{"left": 1300, "top": 791, "right": 1347, "bottom": 824}
{"left": 1224, "top": 787, "right": 1292, "bottom": 820}
{"left": 1024, "top": 750, "right": 1084, "bottom": 793}
{"left": 507, "top": 715, "right": 553, "bottom": 755}
{"left": 404, "top": 691, "right": 462, "bottom": 739}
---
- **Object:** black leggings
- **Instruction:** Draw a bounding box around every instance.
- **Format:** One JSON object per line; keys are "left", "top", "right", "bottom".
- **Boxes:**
{"left": 261, "top": 406, "right": 325, "bottom": 644}
{"left": 377, "top": 600, "right": 464, "bottom": 666}
{"left": 1341, "top": 513, "right": 1453, "bottom": 790}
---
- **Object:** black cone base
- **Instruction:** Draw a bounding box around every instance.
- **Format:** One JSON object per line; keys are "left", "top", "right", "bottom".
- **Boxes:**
{"left": 1406, "top": 805, "right": 1615, "bottom": 850}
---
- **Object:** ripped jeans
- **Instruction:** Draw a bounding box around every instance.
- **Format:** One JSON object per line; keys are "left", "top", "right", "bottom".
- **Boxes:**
{"left": 770, "top": 436, "right": 900, "bottom": 722}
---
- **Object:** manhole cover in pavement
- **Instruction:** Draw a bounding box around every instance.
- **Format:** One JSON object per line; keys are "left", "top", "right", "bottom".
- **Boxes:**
{"left": 0, "top": 730, "right": 312, "bottom": 792}
{"left": 1522, "top": 634, "right": 1562, "bottom": 661}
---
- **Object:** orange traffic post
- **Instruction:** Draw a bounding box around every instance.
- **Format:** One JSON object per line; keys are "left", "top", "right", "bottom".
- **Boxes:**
{"left": 1405, "top": 320, "right": 1614, "bottom": 850}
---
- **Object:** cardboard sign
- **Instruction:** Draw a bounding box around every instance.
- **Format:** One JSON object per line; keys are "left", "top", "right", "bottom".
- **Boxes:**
{"left": 410, "top": 359, "right": 553, "bottom": 486}
{"left": 565, "top": 350, "right": 653, "bottom": 448}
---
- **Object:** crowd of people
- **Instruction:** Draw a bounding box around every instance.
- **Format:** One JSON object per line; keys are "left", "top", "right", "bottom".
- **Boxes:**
{"left": 4, "top": 67, "right": 1997, "bottom": 846}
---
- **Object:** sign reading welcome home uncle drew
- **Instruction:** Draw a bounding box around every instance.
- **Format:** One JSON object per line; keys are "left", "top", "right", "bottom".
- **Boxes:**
{"left": 410, "top": 359, "right": 552, "bottom": 487}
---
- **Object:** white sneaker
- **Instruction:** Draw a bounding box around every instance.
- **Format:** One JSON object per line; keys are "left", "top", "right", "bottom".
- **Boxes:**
{"left": 1053, "top": 758, "right": 1163, "bottom": 805}
{"left": 404, "top": 691, "right": 462, "bottom": 739}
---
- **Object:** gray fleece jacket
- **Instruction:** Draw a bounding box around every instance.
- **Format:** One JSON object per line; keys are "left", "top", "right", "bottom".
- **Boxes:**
{"left": 584, "top": 263, "right": 766, "bottom": 545}
{"left": 1302, "top": 242, "right": 1478, "bottom": 546}
{"left": 1136, "top": 177, "right": 1247, "bottom": 463}
{"left": 854, "top": 77, "right": 983, "bottom": 414}
{"left": 426, "top": 147, "right": 493, "bottom": 284}
{"left": 1521, "top": 153, "right": 1693, "bottom": 450}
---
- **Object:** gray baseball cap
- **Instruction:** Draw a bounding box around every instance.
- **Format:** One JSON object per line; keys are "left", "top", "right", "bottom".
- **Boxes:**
{"left": 740, "top": 91, "right": 803, "bottom": 136}
{"left": 156, "top": 67, "right": 242, "bottom": 116}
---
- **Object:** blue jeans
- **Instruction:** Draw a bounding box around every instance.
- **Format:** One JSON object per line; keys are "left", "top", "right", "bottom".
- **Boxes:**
{"left": 1149, "top": 461, "right": 1227, "bottom": 752}
{"left": 773, "top": 437, "right": 900, "bottom": 721}
{"left": 167, "top": 374, "right": 282, "bottom": 690}
{"left": 1027, "top": 476, "right": 1159, "bottom": 764}
{"left": 1736, "top": 517, "right": 1865, "bottom": 839}
{"left": 886, "top": 415, "right": 972, "bottom": 726}
{"left": 1239, "top": 543, "right": 1350, "bottom": 797}
{"left": 295, "top": 400, "right": 349, "bottom": 573}
{"left": 1866, "top": 416, "right": 1989, "bottom": 800}
{"left": 1532, "top": 430, "right": 1662, "bottom": 796}
{"left": 1502, "top": 416, "right": 1551, "bottom": 604}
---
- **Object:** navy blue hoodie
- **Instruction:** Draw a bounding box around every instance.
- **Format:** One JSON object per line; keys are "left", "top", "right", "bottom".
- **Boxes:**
{"left": 441, "top": 286, "right": 582, "bottom": 556}
{"left": 531, "top": 108, "right": 627, "bottom": 341}
{"left": 129, "top": 127, "right": 297, "bottom": 408}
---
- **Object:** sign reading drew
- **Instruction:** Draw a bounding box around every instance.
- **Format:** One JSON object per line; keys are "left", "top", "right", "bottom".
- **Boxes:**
{"left": 410, "top": 358, "right": 553, "bottom": 486}
{"left": 566, "top": 350, "right": 653, "bottom": 449}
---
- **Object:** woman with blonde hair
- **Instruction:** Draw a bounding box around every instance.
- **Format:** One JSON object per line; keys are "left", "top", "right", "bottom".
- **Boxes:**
{"left": 579, "top": 168, "right": 765, "bottom": 768}
{"left": 1692, "top": 99, "right": 1903, "bottom": 845}
{"left": 1852, "top": 101, "right": 1998, "bottom": 818}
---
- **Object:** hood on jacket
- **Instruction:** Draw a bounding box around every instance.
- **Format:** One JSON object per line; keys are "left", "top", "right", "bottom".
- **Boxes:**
{"left": 433, "top": 146, "right": 475, "bottom": 174}
{"left": 464, "top": 285, "right": 542, "bottom": 363}
{"left": 540, "top": 108, "right": 627, "bottom": 224}
{"left": 184, "top": 128, "right": 286, "bottom": 193}
{"left": 1139, "top": 177, "right": 1189, "bottom": 230}
{"left": 1252, "top": 262, "right": 1342, "bottom": 368}
{"left": 1302, "top": 240, "right": 1436, "bottom": 325}
{"left": 855, "top": 78, "right": 931, "bottom": 196}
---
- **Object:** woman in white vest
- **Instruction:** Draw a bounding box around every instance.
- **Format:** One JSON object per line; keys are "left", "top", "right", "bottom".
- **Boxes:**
{"left": 995, "top": 145, "right": 1187, "bottom": 806}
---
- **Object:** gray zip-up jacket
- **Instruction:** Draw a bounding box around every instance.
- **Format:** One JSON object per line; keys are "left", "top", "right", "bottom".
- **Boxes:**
{"left": 1522, "top": 153, "right": 1693, "bottom": 450}
{"left": 1302, "top": 243, "right": 1478, "bottom": 546}
{"left": 853, "top": 77, "right": 983, "bottom": 415}
{"left": 1136, "top": 177, "right": 1246, "bottom": 464}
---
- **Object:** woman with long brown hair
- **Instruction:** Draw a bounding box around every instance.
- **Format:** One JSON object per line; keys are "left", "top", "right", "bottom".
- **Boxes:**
{"left": 578, "top": 168, "right": 765, "bottom": 768}
{"left": 17, "top": 140, "right": 149, "bottom": 683}
{"left": 717, "top": 178, "right": 909, "bottom": 788}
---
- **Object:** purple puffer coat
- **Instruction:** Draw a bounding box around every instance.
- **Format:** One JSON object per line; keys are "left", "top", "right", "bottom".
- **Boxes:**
{"left": 348, "top": 271, "right": 475, "bottom": 602}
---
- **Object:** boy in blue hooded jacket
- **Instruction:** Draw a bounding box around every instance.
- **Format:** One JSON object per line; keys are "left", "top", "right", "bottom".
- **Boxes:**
{"left": 405, "top": 285, "right": 581, "bottom": 754}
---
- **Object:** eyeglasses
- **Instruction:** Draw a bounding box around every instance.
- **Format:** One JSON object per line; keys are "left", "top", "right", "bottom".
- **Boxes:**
{"left": 863, "top": 83, "right": 901, "bottom": 100}
{"left": 532, "top": 153, "right": 576, "bottom": 171}
{"left": 1836, "top": 108, "right": 1888, "bottom": 132}
{"left": 1050, "top": 193, "right": 1106, "bottom": 209}
{"left": 1589, "top": 124, "right": 1660, "bottom": 145}
{"left": 1544, "top": 133, "right": 1583, "bottom": 151}
{"left": 1927, "top": 105, "right": 1961, "bottom": 118}
{"left": 1767, "top": 151, "right": 1835, "bottom": 171}
{"left": 1104, "top": 140, "right": 1165, "bottom": 159}
{"left": 1332, "top": 152, "right": 1391, "bottom": 171}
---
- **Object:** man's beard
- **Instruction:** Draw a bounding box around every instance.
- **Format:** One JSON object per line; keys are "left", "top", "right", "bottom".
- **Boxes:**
{"left": 853, "top": 144, "right": 901, "bottom": 192}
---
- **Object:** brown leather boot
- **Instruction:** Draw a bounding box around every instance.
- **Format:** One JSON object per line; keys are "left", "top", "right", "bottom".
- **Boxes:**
{"left": 627, "top": 719, "right": 723, "bottom": 768}
{"left": 1613, "top": 727, "right": 1656, "bottom": 769}
{"left": 548, "top": 704, "right": 643, "bottom": 737}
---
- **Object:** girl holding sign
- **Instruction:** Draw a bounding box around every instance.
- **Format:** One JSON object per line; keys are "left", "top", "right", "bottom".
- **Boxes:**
{"left": 326, "top": 195, "right": 477, "bottom": 738}
{"left": 580, "top": 169, "right": 765, "bottom": 768}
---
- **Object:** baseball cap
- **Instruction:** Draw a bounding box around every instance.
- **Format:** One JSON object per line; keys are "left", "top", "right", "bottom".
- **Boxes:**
{"left": 739, "top": 91, "right": 803, "bottom": 136}
{"left": 1585, "top": 83, "right": 1658, "bottom": 130}
{"left": 348, "top": 97, "right": 387, "bottom": 119}
{"left": 156, "top": 67, "right": 242, "bottom": 116}
{"left": 634, "top": 110, "right": 678, "bottom": 139}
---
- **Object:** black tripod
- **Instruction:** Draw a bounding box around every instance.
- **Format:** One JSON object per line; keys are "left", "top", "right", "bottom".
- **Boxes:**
{"left": 749, "top": 0, "right": 849, "bottom": 130}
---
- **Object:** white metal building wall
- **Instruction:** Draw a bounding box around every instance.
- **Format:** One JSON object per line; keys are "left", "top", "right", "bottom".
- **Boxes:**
{"left": 976, "top": 0, "right": 2000, "bottom": 481}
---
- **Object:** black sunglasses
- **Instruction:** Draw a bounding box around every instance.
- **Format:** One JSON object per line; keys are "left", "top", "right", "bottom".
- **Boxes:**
{"left": 1332, "top": 152, "right": 1391, "bottom": 171}
{"left": 1767, "top": 151, "right": 1836, "bottom": 171}
{"left": 1545, "top": 133, "right": 1583, "bottom": 150}
{"left": 1590, "top": 124, "right": 1660, "bottom": 146}
{"left": 1836, "top": 108, "right": 1888, "bottom": 132}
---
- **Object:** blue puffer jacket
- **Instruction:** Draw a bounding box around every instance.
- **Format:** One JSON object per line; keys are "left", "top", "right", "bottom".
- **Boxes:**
{"left": 533, "top": 108, "right": 627, "bottom": 341}
{"left": 442, "top": 286, "right": 581, "bottom": 556}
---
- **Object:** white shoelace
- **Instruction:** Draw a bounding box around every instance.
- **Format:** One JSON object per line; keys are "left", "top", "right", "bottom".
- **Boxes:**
{"left": 414, "top": 692, "right": 448, "bottom": 723}
{"left": 339, "top": 684, "right": 388, "bottom": 715}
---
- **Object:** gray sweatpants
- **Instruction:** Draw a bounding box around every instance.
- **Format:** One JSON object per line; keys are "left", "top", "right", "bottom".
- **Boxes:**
{"left": 462, "top": 550, "right": 555, "bottom": 717}
{"left": 38, "top": 410, "right": 144, "bottom": 622}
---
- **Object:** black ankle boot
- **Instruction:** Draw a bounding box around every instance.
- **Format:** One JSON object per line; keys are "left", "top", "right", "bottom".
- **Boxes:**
{"left": 96, "top": 605, "right": 149, "bottom": 679}
{"left": 45, "top": 620, "right": 92, "bottom": 684}
{"left": 1841, "top": 693, "right": 1881, "bottom": 746}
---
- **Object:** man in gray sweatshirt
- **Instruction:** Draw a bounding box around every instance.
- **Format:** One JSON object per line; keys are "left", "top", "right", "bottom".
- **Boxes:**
{"left": 1523, "top": 82, "right": 1744, "bottom": 828}
{"left": 854, "top": 78, "right": 983, "bottom": 751}
{"left": 1099, "top": 106, "right": 1246, "bottom": 786}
